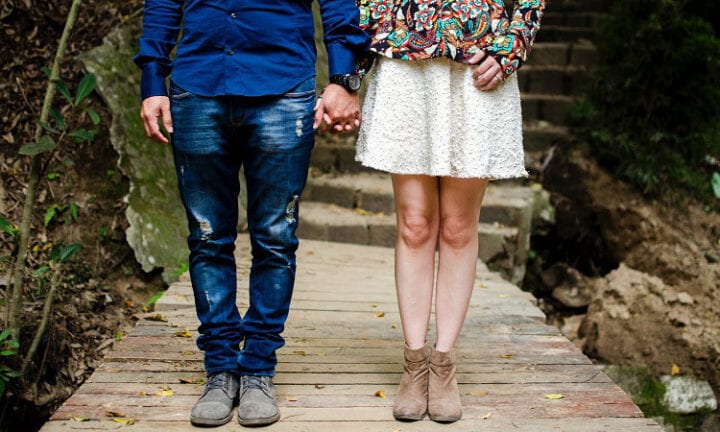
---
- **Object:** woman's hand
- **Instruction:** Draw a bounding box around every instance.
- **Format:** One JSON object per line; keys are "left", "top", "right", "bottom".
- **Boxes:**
{"left": 468, "top": 51, "right": 504, "bottom": 91}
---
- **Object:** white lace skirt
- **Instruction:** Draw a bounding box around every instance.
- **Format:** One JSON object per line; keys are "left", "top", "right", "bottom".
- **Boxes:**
{"left": 356, "top": 57, "right": 526, "bottom": 179}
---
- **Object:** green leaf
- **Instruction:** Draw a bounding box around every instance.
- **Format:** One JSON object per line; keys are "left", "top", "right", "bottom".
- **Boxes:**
{"left": 19, "top": 135, "right": 57, "bottom": 156}
{"left": 39, "top": 121, "right": 60, "bottom": 135}
{"left": 0, "top": 329, "right": 10, "bottom": 342}
{"left": 145, "top": 291, "right": 165, "bottom": 306}
{"left": 47, "top": 172, "right": 60, "bottom": 180}
{"left": 0, "top": 215, "right": 17, "bottom": 238}
{"left": 56, "top": 79, "right": 73, "bottom": 105}
{"left": 75, "top": 74, "right": 96, "bottom": 105}
{"left": 50, "top": 106, "right": 65, "bottom": 130}
{"left": 41, "top": 66, "right": 51, "bottom": 77}
{"left": 712, "top": 172, "right": 720, "bottom": 199}
{"left": 67, "top": 128, "right": 96, "bottom": 143}
{"left": 57, "top": 244, "right": 81, "bottom": 264}
{"left": 33, "top": 266, "right": 50, "bottom": 277}
{"left": 69, "top": 203, "right": 79, "bottom": 221}
{"left": 44, "top": 206, "right": 57, "bottom": 227}
{"left": 0, "top": 350, "right": 17, "bottom": 357}
{"left": 86, "top": 107, "right": 100, "bottom": 125}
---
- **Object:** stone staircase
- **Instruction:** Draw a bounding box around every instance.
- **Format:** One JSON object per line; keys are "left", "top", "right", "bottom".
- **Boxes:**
{"left": 299, "top": 1, "right": 603, "bottom": 283}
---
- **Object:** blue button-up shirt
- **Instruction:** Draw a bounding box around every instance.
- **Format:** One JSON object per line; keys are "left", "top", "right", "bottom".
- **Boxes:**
{"left": 134, "top": 0, "right": 369, "bottom": 99}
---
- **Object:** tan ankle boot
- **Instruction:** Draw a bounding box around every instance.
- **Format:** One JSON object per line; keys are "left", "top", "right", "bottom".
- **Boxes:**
{"left": 428, "top": 347, "right": 462, "bottom": 422}
{"left": 393, "top": 344, "right": 430, "bottom": 421}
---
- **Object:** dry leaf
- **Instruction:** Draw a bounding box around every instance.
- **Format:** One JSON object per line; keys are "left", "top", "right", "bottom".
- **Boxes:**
{"left": 112, "top": 418, "right": 136, "bottom": 425}
{"left": 154, "top": 389, "right": 174, "bottom": 397}
{"left": 142, "top": 305, "right": 149, "bottom": 312}
{"left": 285, "top": 396, "right": 298, "bottom": 402}
{"left": 476, "top": 282, "right": 487, "bottom": 289}
{"left": 315, "top": 384, "right": 326, "bottom": 389}
{"left": 500, "top": 353, "right": 514, "bottom": 359}
{"left": 145, "top": 314, "right": 168, "bottom": 322}
{"left": 307, "top": 250, "right": 315, "bottom": 255}
{"left": 374, "top": 389, "right": 386, "bottom": 398}
{"left": 179, "top": 378, "right": 199, "bottom": 384}
{"left": 544, "top": 394, "right": 565, "bottom": 400}
{"left": 293, "top": 350, "right": 307, "bottom": 356}
{"left": 355, "top": 208, "right": 368, "bottom": 216}
{"left": 391, "top": 324, "right": 397, "bottom": 329}
{"left": 482, "top": 412, "right": 493, "bottom": 420}
{"left": 181, "top": 350, "right": 196, "bottom": 356}
{"left": 374, "top": 312, "right": 385, "bottom": 318}
{"left": 137, "top": 391, "right": 148, "bottom": 396}
{"left": 105, "top": 410, "right": 126, "bottom": 418}
{"left": 371, "top": 304, "right": 377, "bottom": 308}
{"left": 174, "top": 330, "right": 192, "bottom": 338}
{"left": 70, "top": 416, "right": 89, "bottom": 422}
{"left": 671, "top": 363, "right": 680, "bottom": 376}
{"left": 469, "top": 391, "right": 489, "bottom": 396}
{"left": 125, "top": 299, "right": 135, "bottom": 307}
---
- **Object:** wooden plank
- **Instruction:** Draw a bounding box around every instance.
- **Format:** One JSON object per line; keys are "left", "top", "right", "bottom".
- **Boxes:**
{"left": 42, "top": 418, "right": 665, "bottom": 432}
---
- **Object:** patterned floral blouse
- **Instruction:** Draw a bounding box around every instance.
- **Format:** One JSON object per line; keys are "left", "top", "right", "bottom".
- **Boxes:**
{"left": 358, "top": 0, "right": 545, "bottom": 77}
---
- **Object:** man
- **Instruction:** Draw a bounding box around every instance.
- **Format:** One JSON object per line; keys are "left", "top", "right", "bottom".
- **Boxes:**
{"left": 134, "top": 1, "right": 368, "bottom": 427}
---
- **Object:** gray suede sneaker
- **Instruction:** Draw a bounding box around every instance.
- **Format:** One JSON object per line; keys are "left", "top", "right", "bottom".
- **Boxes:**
{"left": 237, "top": 375, "right": 280, "bottom": 426}
{"left": 190, "top": 371, "right": 239, "bottom": 426}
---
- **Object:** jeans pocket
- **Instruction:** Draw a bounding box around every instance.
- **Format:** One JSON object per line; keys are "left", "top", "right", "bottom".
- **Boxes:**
{"left": 169, "top": 80, "right": 193, "bottom": 100}
{"left": 283, "top": 76, "right": 316, "bottom": 99}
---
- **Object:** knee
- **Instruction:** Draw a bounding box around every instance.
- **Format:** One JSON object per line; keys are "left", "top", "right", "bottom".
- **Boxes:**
{"left": 397, "top": 213, "right": 437, "bottom": 249}
{"left": 440, "top": 217, "right": 476, "bottom": 250}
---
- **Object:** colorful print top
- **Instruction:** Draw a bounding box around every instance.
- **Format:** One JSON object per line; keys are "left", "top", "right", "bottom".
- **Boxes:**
{"left": 358, "top": 0, "right": 545, "bottom": 77}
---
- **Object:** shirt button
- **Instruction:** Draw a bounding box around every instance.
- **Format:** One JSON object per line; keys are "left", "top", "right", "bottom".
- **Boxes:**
{"left": 230, "top": 12, "right": 237, "bottom": 18}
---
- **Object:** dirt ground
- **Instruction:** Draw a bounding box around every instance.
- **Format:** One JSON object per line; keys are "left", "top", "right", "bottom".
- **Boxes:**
{"left": 530, "top": 147, "right": 720, "bottom": 395}
{"left": 0, "top": 2, "right": 162, "bottom": 431}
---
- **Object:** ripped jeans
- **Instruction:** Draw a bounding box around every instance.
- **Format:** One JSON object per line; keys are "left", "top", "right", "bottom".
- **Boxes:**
{"left": 169, "top": 77, "right": 315, "bottom": 376}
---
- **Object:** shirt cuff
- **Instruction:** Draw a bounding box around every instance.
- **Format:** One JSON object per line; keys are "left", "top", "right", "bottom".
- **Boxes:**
{"left": 326, "top": 42, "right": 358, "bottom": 76}
{"left": 140, "top": 63, "right": 168, "bottom": 100}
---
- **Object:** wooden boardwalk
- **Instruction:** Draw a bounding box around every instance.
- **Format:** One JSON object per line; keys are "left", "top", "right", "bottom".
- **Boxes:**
{"left": 42, "top": 236, "right": 663, "bottom": 431}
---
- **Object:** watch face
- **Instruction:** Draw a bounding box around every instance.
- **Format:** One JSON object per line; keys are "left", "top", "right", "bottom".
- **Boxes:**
{"left": 348, "top": 75, "right": 362, "bottom": 92}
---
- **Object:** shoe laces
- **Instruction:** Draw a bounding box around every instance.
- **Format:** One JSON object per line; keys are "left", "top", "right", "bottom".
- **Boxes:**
{"left": 241, "top": 375, "right": 271, "bottom": 397}
{"left": 203, "top": 372, "right": 233, "bottom": 395}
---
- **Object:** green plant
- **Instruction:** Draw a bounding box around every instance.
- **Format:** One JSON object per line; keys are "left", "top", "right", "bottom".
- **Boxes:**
{"left": 573, "top": 0, "right": 720, "bottom": 200}
{"left": 0, "top": 329, "right": 21, "bottom": 397}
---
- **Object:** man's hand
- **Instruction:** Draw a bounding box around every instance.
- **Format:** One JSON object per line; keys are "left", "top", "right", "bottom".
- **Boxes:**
{"left": 313, "top": 84, "right": 361, "bottom": 134}
{"left": 469, "top": 51, "right": 504, "bottom": 92}
{"left": 141, "top": 96, "right": 173, "bottom": 143}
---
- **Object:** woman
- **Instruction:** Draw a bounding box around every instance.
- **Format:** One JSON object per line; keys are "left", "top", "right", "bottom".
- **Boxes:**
{"left": 356, "top": 0, "right": 545, "bottom": 423}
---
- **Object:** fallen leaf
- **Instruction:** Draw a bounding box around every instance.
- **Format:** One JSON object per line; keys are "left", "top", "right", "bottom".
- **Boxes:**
{"left": 469, "top": 391, "right": 489, "bottom": 396}
{"left": 179, "top": 378, "right": 199, "bottom": 384}
{"left": 315, "top": 384, "right": 325, "bottom": 389}
{"left": 154, "top": 389, "right": 174, "bottom": 397}
{"left": 181, "top": 351, "right": 196, "bottom": 356}
{"left": 391, "top": 324, "right": 397, "bottom": 329}
{"left": 671, "top": 363, "right": 680, "bottom": 376}
{"left": 371, "top": 304, "right": 377, "bottom": 308}
{"left": 374, "top": 389, "right": 386, "bottom": 398}
{"left": 145, "top": 314, "right": 168, "bottom": 322}
{"left": 174, "top": 330, "right": 192, "bottom": 338}
{"left": 306, "top": 250, "right": 314, "bottom": 255}
{"left": 355, "top": 208, "right": 368, "bottom": 216}
{"left": 137, "top": 391, "right": 148, "bottom": 396}
{"left": 105, "top": 410, "right": 126, "bottom": 418}
{"left": 70, "top": 416, "right": 89, "bottom": 422}
{"left": 112, "top": 418, "right": 136, "bottom": 425}
{"left": 293, "top": 350, "right": 307, "bottom": 356}
{"left": 500, "top": 353, "right": 514, "bottom": 359}
{"left": 374, "top": 312, "right": 385, "bottom": 318}
{"left": 125, "top": 299, "right": 135, "bottom": 307}
{"left": 285, "top": 396, "right": 298, "bottom": 402}
{"left": 142, "top": 305, "right": 149, "bottom": 312}
{"left": 544, "top": 394, "right": 565, "bottom": 400}
{"left": 476, "top": 282, "right": 487, "bottom": 289}
{"left": 482, "top": 412, "right": 493, "bottom": 420}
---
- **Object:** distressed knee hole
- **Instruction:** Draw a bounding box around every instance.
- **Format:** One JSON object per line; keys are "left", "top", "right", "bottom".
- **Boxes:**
{"left": 286, "top": 195, "right": 300, "bottom": 224}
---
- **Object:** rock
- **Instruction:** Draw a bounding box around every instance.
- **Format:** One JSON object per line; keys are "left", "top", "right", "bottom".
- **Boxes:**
{"left": 79, "top": 21, "right": 247, "bottom": 282}
{"left": 676, "top": 292, "right": 694, "bottom": 305}
{"left": 550, "top": 267, "right": 593, "bottom": 308}
{"left": 660, "top": 375, "right": 718, "bottom": 414}
{"left": 560, "top": 314, "right": 585, "bottom": 348}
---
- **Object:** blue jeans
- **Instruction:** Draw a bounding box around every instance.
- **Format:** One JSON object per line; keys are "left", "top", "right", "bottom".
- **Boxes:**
{"left": 169, "top": 77, "right": 316, "bottom": 377}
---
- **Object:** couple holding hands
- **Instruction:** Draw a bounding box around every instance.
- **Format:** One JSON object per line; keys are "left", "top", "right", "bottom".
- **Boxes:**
{"left": 135, "top": 0, "right": 544, "bottom": 427}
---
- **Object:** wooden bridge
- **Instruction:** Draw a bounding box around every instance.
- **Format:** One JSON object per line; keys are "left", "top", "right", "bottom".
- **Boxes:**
{"left": 41, "top": 236, "right": 663, "bottom": 431}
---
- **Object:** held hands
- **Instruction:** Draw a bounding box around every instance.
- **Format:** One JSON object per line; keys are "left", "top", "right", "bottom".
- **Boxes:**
{"left": 469, "top": 51, "right": 504, "bottom": 91}
{"left": 141, "top": 96, "right": 173, "bottom": 143}
{"left": 313, "top": 84, "right": 361, "bottom": 134}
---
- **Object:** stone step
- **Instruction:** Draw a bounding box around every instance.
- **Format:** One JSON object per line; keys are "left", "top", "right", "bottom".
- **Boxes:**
{"left": 302, "top": 173, "right": 536, "bottom": 232}
{"left": 535, "top": 25, "right": 595, "bottom": 43}
{"left": 310, "top": 120, "right": 570, "bottom": 173}
{"left": 518, "top": 65, "right": 590, "bottom": 96}
{"left": 528, "top": 42, "right": 596, "bottom": 67}
{"left": 541, "top": 12, "right": 603, "bottom": 28}
{"left": 296, "top": 201, "right": 524, "bottom": 281}
{"left": 547, "top": 0, "right": 612, "bottom": 13}
{"left": 521, "top": 93, "right": 575, "bottom": 124}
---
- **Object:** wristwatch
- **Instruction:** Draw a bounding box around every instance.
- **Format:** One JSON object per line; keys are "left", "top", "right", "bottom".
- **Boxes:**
{"left": 329, "top": 73, "right": 362, "bottom": 93}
